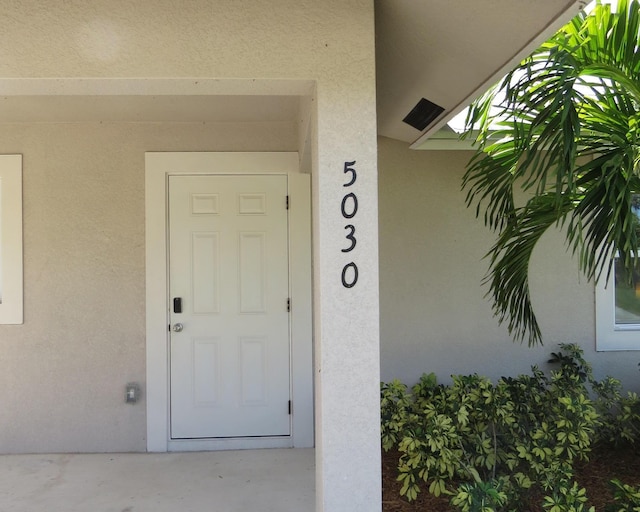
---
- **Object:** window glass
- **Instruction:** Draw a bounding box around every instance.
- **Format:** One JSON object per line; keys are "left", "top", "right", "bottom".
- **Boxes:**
{"left": 595, "top": 194, "right": 640, "bottom": 349}
{"left": 614, "top": 257, "right": 640, "bottom": 326}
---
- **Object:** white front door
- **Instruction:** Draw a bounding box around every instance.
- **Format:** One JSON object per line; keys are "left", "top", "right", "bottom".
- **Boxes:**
{"left": 169, "top": 174, "right": 291, "bottom": 439}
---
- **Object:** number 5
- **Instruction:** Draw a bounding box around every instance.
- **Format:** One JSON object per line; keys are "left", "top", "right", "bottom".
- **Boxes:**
{"left": 343, "top": 161, "right": 357, "bottom": 187}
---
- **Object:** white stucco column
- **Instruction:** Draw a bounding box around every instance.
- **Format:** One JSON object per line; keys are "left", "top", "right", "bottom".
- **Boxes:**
{"left": 312, "top": 44, "right": 381, "bottom": 510}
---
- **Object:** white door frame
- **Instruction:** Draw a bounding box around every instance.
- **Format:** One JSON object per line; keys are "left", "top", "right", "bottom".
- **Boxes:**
{"left": 145, "top": 152, "right": 313, "bottom": 452}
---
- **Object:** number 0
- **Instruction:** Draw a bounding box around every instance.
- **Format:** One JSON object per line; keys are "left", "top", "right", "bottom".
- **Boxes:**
{"left": 341, "top": 193, "right": 358, "bottom": 219}
{"left": 341, "top": 262, "right": 359, "bottom": 288}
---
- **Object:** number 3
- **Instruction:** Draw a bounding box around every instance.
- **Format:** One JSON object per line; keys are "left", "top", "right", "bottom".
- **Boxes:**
{"left": 342, "top": 224, "right": 356, "bottom": 253}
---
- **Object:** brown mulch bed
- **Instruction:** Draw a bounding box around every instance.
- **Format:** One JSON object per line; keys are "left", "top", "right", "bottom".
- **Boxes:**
{"left": 382, "top": 444, "right": 640, "bottom": 511}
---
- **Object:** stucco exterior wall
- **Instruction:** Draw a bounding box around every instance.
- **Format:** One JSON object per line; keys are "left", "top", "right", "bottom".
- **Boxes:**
{"left": 0, "top": 0, "right": 371, "bottom": 80}
{"left": 0, "top": 1, "right": 380, "bottom": 510}
{"left": 378, "top": 136, "right": 640, "bottom": 392}
{"left": 0, "top": 121, "right": 296, "bottom": 454}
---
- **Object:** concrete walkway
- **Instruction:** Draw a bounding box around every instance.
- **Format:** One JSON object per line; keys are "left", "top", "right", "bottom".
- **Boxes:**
{"left": 0, "top": 449, "right": 315, "bottom": 512}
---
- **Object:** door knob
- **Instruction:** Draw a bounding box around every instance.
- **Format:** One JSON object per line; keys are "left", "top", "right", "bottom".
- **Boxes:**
{"left": 172, "top": 323, "right": 184, "bottom": 332}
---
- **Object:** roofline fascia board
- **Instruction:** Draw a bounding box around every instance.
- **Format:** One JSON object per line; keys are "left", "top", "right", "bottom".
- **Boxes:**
{"left": 415, "top": 129, "right": 502, "bottom": 150}
{"left": 415, "top": 138, "right": 478, "bottom": 150}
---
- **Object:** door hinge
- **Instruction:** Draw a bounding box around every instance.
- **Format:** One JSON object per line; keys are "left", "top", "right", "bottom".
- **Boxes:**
{"left": 288, "top": 400, "right": 292, "bottom": 415}
{"left": 286, "top": 195, "right": 290, "bottom": 210}
{"left": 287, "top": 298, "right": 291, "bottom": 312}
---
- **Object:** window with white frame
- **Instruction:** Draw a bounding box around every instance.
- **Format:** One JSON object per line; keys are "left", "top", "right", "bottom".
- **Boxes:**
{"left": 0, "top": 155, "right": 23, "bottom": 324}
{"left": 595, "top": 197, "right": 640, "bottom": 350}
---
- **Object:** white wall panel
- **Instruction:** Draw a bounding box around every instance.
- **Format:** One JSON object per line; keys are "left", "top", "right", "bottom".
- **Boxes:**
{"left": 191, "top": 233, "right": 220, "bottom": 314}
{"left": 193, "top": 338, "right": 220, "bottom": 405}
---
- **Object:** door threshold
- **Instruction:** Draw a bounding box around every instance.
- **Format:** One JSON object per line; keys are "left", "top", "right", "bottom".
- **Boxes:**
{"left": 167, "top": 436, "right": 294, "bottom": 452}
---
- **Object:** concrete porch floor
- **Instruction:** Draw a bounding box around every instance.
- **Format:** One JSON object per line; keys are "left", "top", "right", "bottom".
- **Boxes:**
{"left": 0, "top": 448, "right": 315, "bottom": 512}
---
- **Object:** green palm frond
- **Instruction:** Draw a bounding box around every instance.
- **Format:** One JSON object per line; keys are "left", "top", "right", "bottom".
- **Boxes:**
{"left": 463, "top": 0, "right": 640, "bottom": 345}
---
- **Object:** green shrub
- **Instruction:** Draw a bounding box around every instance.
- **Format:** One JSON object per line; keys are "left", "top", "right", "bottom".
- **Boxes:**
{"left": 549, "top": 344, "right": 640, "bottom": 446}
{"left": 606, "top": 479, "right": 640, "bottom": 512}
{"left": 380, "top": 378, "right": 411, "bottom": 452}
{"left": 381, "top": 343, "right": 638, "bottom": 511}
{"left": 542, "top": 480, "right": 594, "bottom": 512}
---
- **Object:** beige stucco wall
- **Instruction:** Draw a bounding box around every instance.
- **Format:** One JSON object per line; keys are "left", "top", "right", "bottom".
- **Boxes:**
{"left": 0, "top": 121, "right": 296, "bottom": 454}
{"left": 0, "top": 1, "right": 363, "bottom": 79}
{"left": 0, "top": 1, "right": 381, "bottom": 510}
{"left": 378, "top": 136, "right": 640, "bottom": 392}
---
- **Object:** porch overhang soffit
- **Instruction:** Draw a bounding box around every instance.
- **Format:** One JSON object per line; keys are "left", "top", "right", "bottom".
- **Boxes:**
{"left": 374, "top": 0, "right": 588, "bottom": 149}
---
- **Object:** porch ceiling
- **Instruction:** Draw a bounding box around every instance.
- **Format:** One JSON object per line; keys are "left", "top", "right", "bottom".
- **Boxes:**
{"left": 375, "top": 0, "right": 587, "bottom": 149}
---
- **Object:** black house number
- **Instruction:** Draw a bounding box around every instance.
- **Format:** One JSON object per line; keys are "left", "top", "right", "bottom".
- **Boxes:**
{"left": 341, "top": 161, "right": 359, "bottom": 288}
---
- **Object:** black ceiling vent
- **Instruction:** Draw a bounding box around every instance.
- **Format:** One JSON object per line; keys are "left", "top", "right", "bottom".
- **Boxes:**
{"left": 402, "top": 98, "right": 445, "bottom": 131}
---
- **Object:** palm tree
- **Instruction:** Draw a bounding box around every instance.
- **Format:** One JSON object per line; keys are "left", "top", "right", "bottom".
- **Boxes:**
{"left": 463, "top": 0, "right": 640, "bottom": 345}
